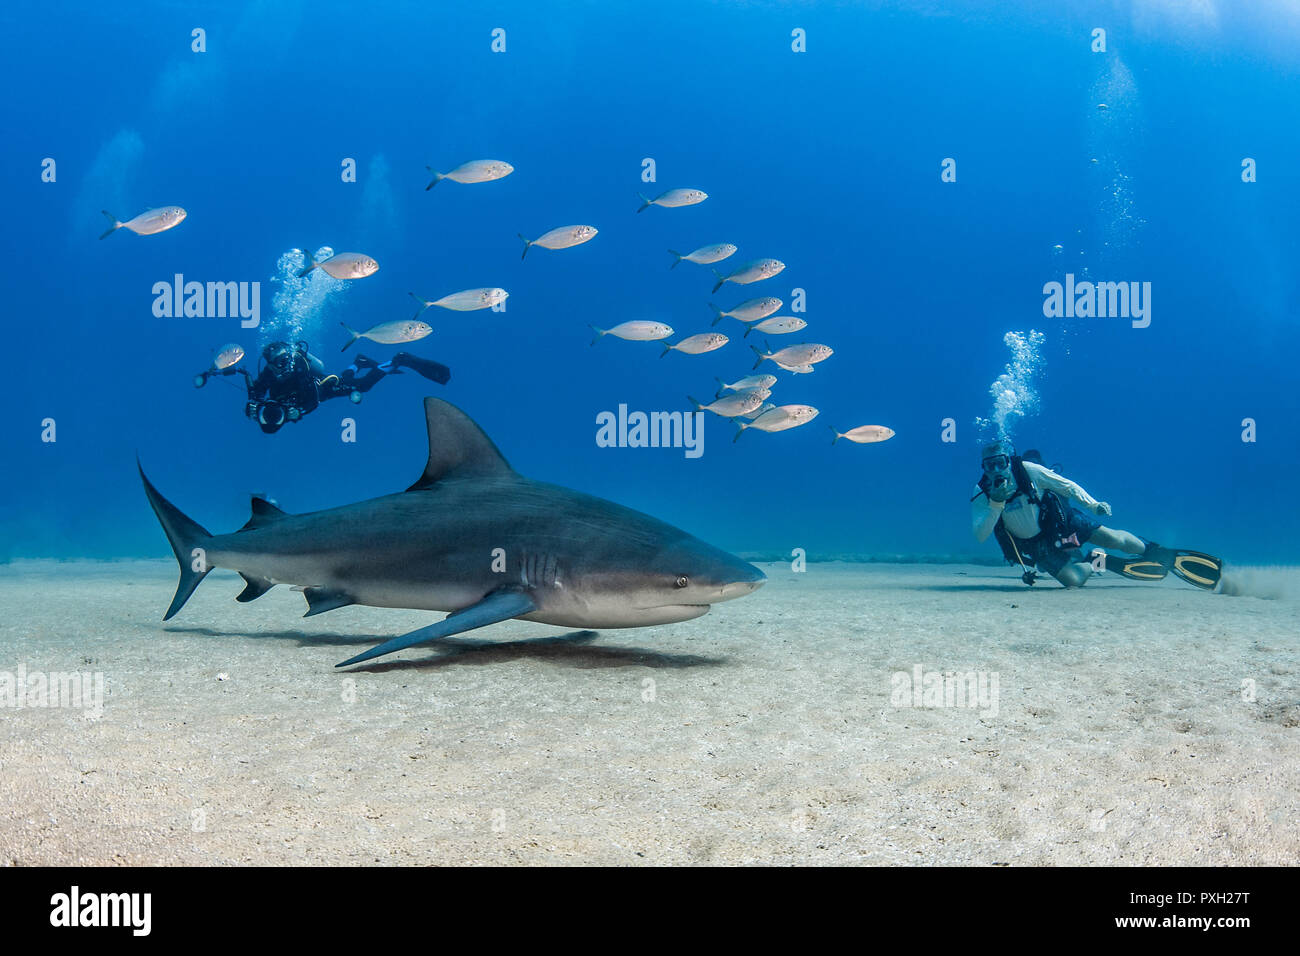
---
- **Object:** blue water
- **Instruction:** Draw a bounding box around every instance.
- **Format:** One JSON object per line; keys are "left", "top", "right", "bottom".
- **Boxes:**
{"left": 4, "top": 0, "right": 1298, "bottom": 564}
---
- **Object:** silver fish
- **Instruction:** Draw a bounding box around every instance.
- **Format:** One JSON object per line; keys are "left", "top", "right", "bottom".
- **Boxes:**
{"left": 740, "top": 402, "right": 776, "bottom": 420}
{"left": 519, "top": 225, "right": 598, "bottom": 259}
{"left": 661, "top": 332, "right": 728, "bottom": 357}
{"left": 340, "top": 319, "right": 431, "bottom": 351}
{"left": 710, "top": 297, "right": 783, "bottom": 327}
{"left": 745, "top": 315, "right": 806, "bottom": 338}
{"left": 669, "top": 243, "right": 737, "bottom": 269}
{"left": 715, "top": 373, "right": 777, "bottom": 393}
{"left": 99, "top": 206, "right": 187, "bottom": 239}
{"left": 830, "top": 425, "right": 895, "bottom": 445}
{"left": 711, "top": 258, "right": 785, "bottom": 293}
{"left": 688, "top": 391, "right": 765, "bottom": 418}
{"left": 734, "top": 404, "right": 819, "bottom": 441}
{"left": 213, "top": 343, "right": 245, "bottom": 370}
{"left": 590, "top": 321, "right": 674, "bottom": 345}
{"left": 411, "top": 288, "right": 508, "bottom": 315}
{"left": 751, "top": 342, "right": 833, "bottom": 371}
{"left": 426, "top": 159, "right": 514, "bottom": 189}
{"left": 637, "top": 188, "right": 708, "bottom": 212}
{"left": 298, "top": 251, "right": 379, "bottom": 280}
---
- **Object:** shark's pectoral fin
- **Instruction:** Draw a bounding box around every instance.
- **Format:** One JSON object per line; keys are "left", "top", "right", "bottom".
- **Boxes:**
{"left": 335, "top": 589, "right": 537, "bottom": 668}
{"left": 236, "top": 573, "right": 276, "bottom": 602}
{"left": 302, "top": 587, "right": 356, "bottom": 618}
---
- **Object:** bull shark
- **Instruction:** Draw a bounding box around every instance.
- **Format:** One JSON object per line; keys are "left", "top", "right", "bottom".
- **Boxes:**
{"left": 140, "top": 397, "right": 766, "bottom": 668}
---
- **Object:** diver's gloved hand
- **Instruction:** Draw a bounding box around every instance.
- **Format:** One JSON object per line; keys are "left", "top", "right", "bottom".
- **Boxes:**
{"left": 1093, "top": 501, "right": 1112, "bottom": 516}
{"left": 986, "top": 479, "right": 1014, "bottom": 503}
{"left": 987, "top": 497, "right": 1005, "bottom": 511}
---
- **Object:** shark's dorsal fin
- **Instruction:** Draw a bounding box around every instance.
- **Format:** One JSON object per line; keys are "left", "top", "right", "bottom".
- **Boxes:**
{"left": 239, "top": 495, "right": 289, "bottom": 531}
{"left": 407, "top": 397, "right": 513, "bottom": 491}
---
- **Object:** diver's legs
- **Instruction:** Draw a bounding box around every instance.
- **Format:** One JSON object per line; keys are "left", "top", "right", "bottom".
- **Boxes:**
{"left": 1089, "top": 527, "right": 1145, "bottom": 555}
{"left": 1051, "top": 561, "right": 1094, "bottom": 588}
{"left": 392, "top": 352, "right": 451, "bottom": 385}
{"left": 326, "top": 356, "right": 387, "bottom": 398}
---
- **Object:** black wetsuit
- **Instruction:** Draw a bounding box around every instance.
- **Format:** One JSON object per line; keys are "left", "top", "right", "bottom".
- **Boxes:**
{"left": 199, "top": 348, "right": 450, "bottom": 434}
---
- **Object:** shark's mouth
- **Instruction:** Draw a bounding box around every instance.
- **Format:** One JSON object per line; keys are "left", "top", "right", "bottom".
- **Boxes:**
{"left": 630, "top": 604, "right": 712, "bottom": 624}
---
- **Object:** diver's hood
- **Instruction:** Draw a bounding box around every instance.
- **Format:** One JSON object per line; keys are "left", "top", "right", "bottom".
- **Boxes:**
{"left": 981, "top": 440, "right": 1018, "bottom": 502}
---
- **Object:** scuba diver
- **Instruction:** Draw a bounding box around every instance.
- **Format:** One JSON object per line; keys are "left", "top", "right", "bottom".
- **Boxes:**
{"left": 195, "top": 341, "right": 450, "bottom": 434}
{"left": 971, "top": 438, "right": 1223, "bottom": 590}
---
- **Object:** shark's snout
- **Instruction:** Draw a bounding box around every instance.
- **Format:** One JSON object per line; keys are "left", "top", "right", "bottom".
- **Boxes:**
{"left": 717, "top": 563, "right": 766, "bottom": 601}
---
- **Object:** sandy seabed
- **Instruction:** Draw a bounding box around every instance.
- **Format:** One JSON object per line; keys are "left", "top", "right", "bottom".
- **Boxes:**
{"left": 1, "top": 559, "right": 1297, "bottom": 866}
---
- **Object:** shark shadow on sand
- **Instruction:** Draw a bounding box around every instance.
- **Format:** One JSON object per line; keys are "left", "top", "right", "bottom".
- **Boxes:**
{"left": 162, "top": 625, "right": 727, "bottom": 671}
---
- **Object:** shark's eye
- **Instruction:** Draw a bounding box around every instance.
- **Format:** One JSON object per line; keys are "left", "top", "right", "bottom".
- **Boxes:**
{"left": 675, "top": 575, "right": 689, "bottom": 589}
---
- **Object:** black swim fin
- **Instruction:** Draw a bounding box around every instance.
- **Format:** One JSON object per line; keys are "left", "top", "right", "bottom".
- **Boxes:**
{"left": 392, "top": 352, "right": 451, "bottom": 385}
{"left": 1094, "top": 551, "right": 1169, "bottom": 582}
{"left": 1169, "top": 551, "right": 1223, "bottom": 591}
{"left": 1141, "top": 542, "right": 1223, "bottom": 591}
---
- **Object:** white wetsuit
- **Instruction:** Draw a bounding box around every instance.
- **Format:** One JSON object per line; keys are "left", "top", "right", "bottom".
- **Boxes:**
{"left": 971, "top": 460, "right": 1105, "bottom": 544}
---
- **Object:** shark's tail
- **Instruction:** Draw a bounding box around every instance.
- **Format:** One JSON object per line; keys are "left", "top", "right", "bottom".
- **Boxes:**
{"left": 139, "top": 460, "right": 213, "bottom": 621}
{"left": 98, "top": 210, "right": 122, "bottom": 240}
{"left": 340, "top": 321, "right": 361, "bottom": 351}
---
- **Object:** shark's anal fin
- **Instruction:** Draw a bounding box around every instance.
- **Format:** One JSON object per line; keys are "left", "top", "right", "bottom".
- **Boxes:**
{"left": 239, "top": 496, "right": 289, "bottom": 532}
{"left": 302, "top": 587, "right": 356, "bottom": 618}
{"left": 236, "top": 573, "right": 276, "bottom": 602}
{"left": 336, "top": 589, "right": 537, "bottom": 668}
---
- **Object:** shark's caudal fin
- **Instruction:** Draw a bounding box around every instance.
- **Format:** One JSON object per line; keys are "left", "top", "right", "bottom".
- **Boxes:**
{"left": 98, "top": 211, "right": 121, "bottom": 240}
{"left": 406, "top": 397, "right": 515, "bottom": 491}
{"left": 336, "top": 589, "right": 537, "bottom": 667}
{"left": 138, "top": 460, "right": 213, "bottom": 620}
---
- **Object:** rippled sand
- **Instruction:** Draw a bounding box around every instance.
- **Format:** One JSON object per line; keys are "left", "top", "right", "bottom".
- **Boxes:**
{"left": 2, "top": 559, "right": 1297, "bottom": 865}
